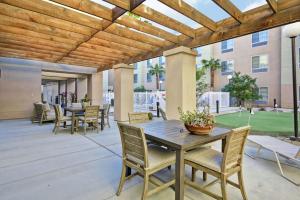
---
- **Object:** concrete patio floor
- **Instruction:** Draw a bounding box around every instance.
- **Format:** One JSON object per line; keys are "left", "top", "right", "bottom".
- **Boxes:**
{"left": 0, "top": 118, "right": 299, "bottom": 200}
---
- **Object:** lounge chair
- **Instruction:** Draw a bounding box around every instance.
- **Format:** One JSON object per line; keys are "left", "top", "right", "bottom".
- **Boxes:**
{"left": 247, "top": 135, "right": 300, "bottom": 186}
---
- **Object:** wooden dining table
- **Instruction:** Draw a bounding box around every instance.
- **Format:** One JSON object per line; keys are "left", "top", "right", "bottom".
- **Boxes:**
{"left": 130, "top": 120, "right": 231, "bottom": 200}
{"left": 64, "top": 107, "right": 105, "bottom": 134}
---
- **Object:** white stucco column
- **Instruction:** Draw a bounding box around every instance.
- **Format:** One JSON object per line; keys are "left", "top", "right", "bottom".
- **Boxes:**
{"left": 87, "top": 72, "right": 103, "bottom": 105}
{"left": 163, "top": 46, "right": 197, "bottom": 120}
{"left": 77, "top": 77, "right": 88, "bottom": 101}
{"left": 113, "top": 63, "right": 134, "bottom": 121}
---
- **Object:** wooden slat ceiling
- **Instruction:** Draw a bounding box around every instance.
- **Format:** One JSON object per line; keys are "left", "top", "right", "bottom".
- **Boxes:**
{"left": 0, "top": 0, "right": 299, "bottom": 71}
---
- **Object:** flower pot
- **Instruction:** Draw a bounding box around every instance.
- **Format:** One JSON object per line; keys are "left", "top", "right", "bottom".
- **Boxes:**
{"left": 184, "top": 124, "right": 213, "bottom": 135}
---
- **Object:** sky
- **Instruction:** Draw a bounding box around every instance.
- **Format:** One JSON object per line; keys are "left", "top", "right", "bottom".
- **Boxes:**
{"left": 92, "top": 0, "right": 267, "bottom": 34}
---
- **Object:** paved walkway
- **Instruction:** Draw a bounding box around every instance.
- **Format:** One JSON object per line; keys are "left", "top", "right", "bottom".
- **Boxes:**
{"left": 0, "top": 118, "right": 299, "bottom": 200}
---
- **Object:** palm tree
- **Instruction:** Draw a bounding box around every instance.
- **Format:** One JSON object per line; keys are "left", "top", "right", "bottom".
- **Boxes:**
{"left": 149, "top": 64, "right": 165, "bottom": 90}
{"left": 201, "top": 58, "right": 221, "bottom": 90}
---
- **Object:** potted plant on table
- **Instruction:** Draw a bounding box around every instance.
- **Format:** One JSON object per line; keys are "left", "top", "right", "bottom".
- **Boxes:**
{"left": 178, "top": 107, "right": 215, "bottom": 135}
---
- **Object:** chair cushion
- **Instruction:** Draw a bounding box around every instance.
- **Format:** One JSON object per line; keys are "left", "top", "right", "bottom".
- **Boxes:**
{"left": 147, "top": 145, "right": 175, "bottom": 169}
{"left": 126, "top": 145, "right": 175, "bottom": 169}
{"left": 185, "top": 148, "right": 223, "bottom": 172}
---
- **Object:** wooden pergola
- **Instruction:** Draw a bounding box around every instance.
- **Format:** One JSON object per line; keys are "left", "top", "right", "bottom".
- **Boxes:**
{"left": 0, "top": 0, "right": 299, "bottom": 72}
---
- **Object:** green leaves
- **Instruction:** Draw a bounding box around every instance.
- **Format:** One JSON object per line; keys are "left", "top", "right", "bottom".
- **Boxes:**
{"left": 178, "top": 107, "right": 215, "bottom": 127}
{"left": 223, "top": 72, "right": 261, "bottom": 105}
{"left": 148, "top": 64, "right": 165, "bottom": 76}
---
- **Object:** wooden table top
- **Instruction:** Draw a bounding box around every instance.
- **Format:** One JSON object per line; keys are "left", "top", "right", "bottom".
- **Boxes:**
{"left": 133, "top": 120, "right": 231, "bottom": 150}
{"left": 65, "top": 107, "right": 105, "bottom": 112}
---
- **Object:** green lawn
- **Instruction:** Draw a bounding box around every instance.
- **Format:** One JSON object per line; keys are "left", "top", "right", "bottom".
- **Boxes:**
{"left": 215, "top": 111, "right": 298, "bottom": 136}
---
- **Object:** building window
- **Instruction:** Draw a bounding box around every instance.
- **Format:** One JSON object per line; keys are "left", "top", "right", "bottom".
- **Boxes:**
{"left": 252, "top": 31, "right": 268, "bottom": 47}
{"left": 221, "top": 39, "right": 234, "bottom": 53}
{"left": 134, "top": 63, "right": 137, "bottom": 69}
{"left": 258, "top": 87, "right": 268, "bottom": 104}
{"left": 252, "top": 55, "right": 268, "bottom": 73}
{"left": 134, "top": 74, "right": 138, "bottom": 83}
{"left": 147, "top": 73, "right": 152, "bottom": 82}
{"left": 159, "top": 72, "right": 165, "bottom": 81}
{"left": 221, "top": 60, "right": 234, "bottom": 75}
{"left": 147, "top": 59, "right": 152, "bottom": 68}
{"left": 159, "top": 56, "right": 165, "bottom": 66}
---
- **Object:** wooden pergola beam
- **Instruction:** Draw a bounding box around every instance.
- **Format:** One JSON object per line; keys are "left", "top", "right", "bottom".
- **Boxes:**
{"left": 125, "top": 3, "right": 300, "bottom": 66}
{"left": 105, "top": 24, "right": 171, "bottom": 48}
{"left": 0, "top": 0, "right": 102, "bottom": 30}
{"left": 158, "top": 0, "right": 217, "bottom": 31}
{"left": 50, "top": 0, "right": 113, "bottom": 21}
{"left": 88, "top": 37, "right": 146, "bottom": 55}
{"left": 132, "top": 4, "right": 195, "bottom": 38}
{"left": 266, "top": 0, "right": 278, "bottom": 13}
{"left": 116, "top": 15, "right": 179, "bottom": 43}
{"left": 212, "top": 0, "right": 244, "bottom": 23}
{"left": 0, "top": 3, "right": 95, "bottom": 36}
{"left": 95, "top": 31, "right": 154, "bottom": 51}
{"left": 0, "top": 14, "right": 88, "bottom": 41}
{"left": 0, "top": 32, "right": 75, "bottom": 49}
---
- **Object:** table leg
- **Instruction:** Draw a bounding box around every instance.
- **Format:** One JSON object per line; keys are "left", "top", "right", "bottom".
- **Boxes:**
{"left": 71, "top": 112, "right": 75, "bottom": 134}
{"left": 175, "top": 149, "right": 184, "bottom": 200}
{"left": 222, "top": 137, "right": 227, "bottom": 152}
{"left": 126, "top": 166, "right": 131, "bottom": 177}
{"left": 101, "top": 110, "right": 104, "bottom": 131}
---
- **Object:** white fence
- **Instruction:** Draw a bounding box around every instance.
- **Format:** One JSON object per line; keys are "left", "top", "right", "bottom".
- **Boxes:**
{"left": 103, "top": 91, "right": 229, "bottom": 112}
{"left": 198, "top": 92, "right": 230, "bottom": 108}
{"left": 103, "top": 91, "right": 166, "bottom": 111}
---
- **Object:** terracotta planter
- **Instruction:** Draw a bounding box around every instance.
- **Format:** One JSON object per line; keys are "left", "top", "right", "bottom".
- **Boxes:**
{"left": 185, "top": 124, "right": 213, "bottom": 135}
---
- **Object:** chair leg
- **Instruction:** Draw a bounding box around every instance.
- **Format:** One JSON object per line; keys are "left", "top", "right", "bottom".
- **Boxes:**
{"left": 203, "top": 172, "right": 207, "bottom": 181}
{"left": 220, "top": 176, "right": 228, "bottom": 200}
{"left": 84, "top": 122, "right": 87, "bottom": 135}
{"left": 116, "top": 163, "right": 126, "bottom": 196}
{"left": 238, "top": 170, "right": 248, "bottom": 200}
{"left": 142, "top": 172, "right": 149, "bottom": 200}
{"left": 107, "top": 116, "right": 110, "bottom": 128}
{"left": 52, "top": 122, "right": 57, "bottom": 133}
{"left": 191, "top": 167, "right": 196, "bottom": 182}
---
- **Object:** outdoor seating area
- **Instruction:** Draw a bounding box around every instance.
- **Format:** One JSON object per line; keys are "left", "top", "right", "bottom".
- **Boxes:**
{"left": 1, "top": 0, "right": 300, "bottom": 200}
{"left": 0, "top": 118, "right": 299, "bottom": 200}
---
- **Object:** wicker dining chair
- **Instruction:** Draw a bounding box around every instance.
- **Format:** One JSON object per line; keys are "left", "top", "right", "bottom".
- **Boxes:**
{"left": 103, "top": 104, "right": 111, "bottom": 128}
{"left": 53, "top": 104, "right": 72, "bottom": 134}
{"left": 116, "top": 123, "right": 175, "bottom": 200}
{"left": 158, "top": 107, "right": 167, "bottom": 120}
{"left": 184, "top": 126, "right": 251, "bottom": 200}
{"left": 78, "top": 105, "right": 99, "bottom": 134}
{"left": 128, "top": 112, "right": 151, "bottom": 124}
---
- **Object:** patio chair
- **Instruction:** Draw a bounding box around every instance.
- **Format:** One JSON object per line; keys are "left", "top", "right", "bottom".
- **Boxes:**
{"left": 128, "top": 112, "right": 151, "bottom": 124}
{"left": 247, "top": 135, "right": 300, "bottom": 186}
{"left": 185, "top": 126, "right": 251, "bottom": 200}
{"left": 158, "top": 107, "right": 167, "bottom": 120}
{"left": 78, "top": 105, "right": 99, "bottom": 134}
{"left": 53, "top": 104, "right": 72, "bottom": 134}
{"left": 103, "top": 104, "right": 111, "bottom": 128}
{"left": 32, "top": 102, "right": 55, "bottom": 125}
{"left": 116, "top": 123, "right": 175, "bottom": 200}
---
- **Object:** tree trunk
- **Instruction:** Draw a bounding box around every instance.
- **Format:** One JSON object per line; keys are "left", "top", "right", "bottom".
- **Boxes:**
{"left": 211, "top": 70, "right": 215, "bottom": 90}
{"left": 156, "top": 74, "right": 159, "bottom": 90}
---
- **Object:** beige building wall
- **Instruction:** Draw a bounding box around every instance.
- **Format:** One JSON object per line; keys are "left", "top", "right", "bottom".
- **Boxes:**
{"left": 280, "top": 34, "right": 300, "bottom": 108}
{"left": 0, "top": 64, "right": 41, "bottom": 119}
{"left": 213, "top": 27, "right": 282, "bottom": 107}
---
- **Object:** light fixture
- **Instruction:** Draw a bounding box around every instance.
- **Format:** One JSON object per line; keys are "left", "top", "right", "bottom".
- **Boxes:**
{"left": 227, "top": 74, "right": 232, "bottom": 80}
{"left": 283, "top": 22, "right": 300, "bottom": 141}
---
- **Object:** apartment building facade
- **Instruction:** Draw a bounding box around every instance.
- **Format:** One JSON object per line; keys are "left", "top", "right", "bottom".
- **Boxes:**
{"left": 104, "top": 26, "right": 300, "bottom": 108}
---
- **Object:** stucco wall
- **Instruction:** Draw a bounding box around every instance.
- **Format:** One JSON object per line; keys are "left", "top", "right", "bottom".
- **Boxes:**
{"left": 0, "top": 64, "right": 41, "bottom": 119}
